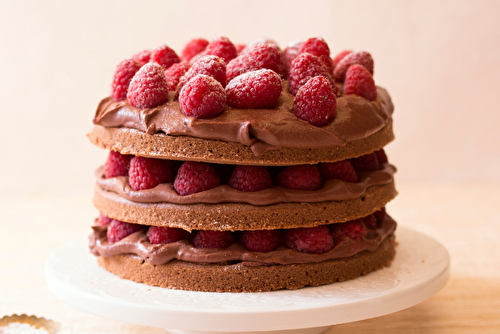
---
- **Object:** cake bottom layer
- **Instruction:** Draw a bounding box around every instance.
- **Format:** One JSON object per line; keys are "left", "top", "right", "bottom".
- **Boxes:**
{"left": 97, "top": 234, "right": 396, "bottom": 292}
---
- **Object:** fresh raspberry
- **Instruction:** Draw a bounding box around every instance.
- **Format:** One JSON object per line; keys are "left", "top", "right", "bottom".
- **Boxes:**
{"left": 235, "top": 44, "right": 247, "bottom": 54}
{"left": 129, "top": 156, "right": 173, "bottom": 191}
{"left": 164, "top": 61, "right": 191, "bottom": 91}
{"left": 132, "top": 49, "right": 151, "bottom": 65}
{"left": 147, "top": 226, "right": 192, "bottom": 244}
{"left": 103, "top": 151, "right": 132, "bottom": 178}
{"left": 111, "top": 59, "right": 142, "bottom": 101}
{"left": 362, "top": 214, "right": 378, "bottom": 229}
{"left": 226, "top": 43, "right": 286, "bottom": 82}
{"left": 276, "top": 165, "right": 321, "bottom": 191}
{"left": 226, "top": 69, "right": 282, "bottom": 109}
{"left": 332, "top": 50, "right": 352, "bottom": 69}
{"left": 333, "top": 51, "right": 374, "bottom": 82}
{"left": 174, "top": 161, "right": 221, "bottom": 196}
{"left": 107, "top": 219, "right": 143, "bottom": 243}
{"left": 288, "top": 53, "right": 337, "bottom": 96}
{"left": 293, "top": 76, "right": 337, "bottom": 126}
{"left": 97, "top": 213, "right": 112, "bottom": 226}
{"left": 329, "top": 219, "right": 367, "bottom": 241}
{"left": 374, "top": 148, "right": 388, "bottom": 164}
{"left": 204, "top": 37, "right": 238, "bottom": 63}
{"left": 284, "top": 41, "right": 303, "bottom": 71}
{"left": 229, "top": 165, "right": 273, "bottom": 192}
{"left": 127, "top": 63, "right": 169, "bottom": 108}
{"left": 240, "top": 39, "right": 280, "bottom": 55}
{"left": 374, "top": 207, "right": 387, "bottom": 221}
{"left": 179, "top": 75, "right": 226, "bottom": 119}
{"left": 177, "top": 55, "right": 227, "bottom": 96}
{"left": 150, "top": 45, "right": 180, "bottom": 69}
{"left": 299, "top": 37, "right": 333, "bottom": 74}
{"left": 241, "top": 230, "right": 283, "bottom": 252}
{"left": 343, "top": 64, "right": 377, "bottom": 101}
{"left": 181, "top": 38, "right": 209, "bottom": 61}
{"left": 318, "top": 160, "right": 358, "bottom": 183}
{"left": 193, "top": 230, "right": 235, "bottom": 249}
{"left": 350, "top": 152, "right": 379, "bottom": 172}
{"left": 284, "top": 226, "right": 334, "bottom": 254}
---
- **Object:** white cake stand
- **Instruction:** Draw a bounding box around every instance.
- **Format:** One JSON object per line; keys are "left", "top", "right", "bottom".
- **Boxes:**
{"left": 45, "top": 226, "right": 450, "bottom": 334}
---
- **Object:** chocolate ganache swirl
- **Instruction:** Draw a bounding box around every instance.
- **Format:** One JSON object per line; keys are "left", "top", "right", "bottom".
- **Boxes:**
{"left": 93, "top": 82, "right": 394, "bottom": 156}
{"left": 89, "top": 216, "right": 396, "bottom": 266}
{"left": 96, "top": 163, "right": 396, "bottom": 205}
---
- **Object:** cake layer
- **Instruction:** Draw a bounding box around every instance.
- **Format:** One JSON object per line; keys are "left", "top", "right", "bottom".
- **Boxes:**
{"left": 96, "top": 233, "right": 396, "bottom": 292}
{"left": 93, "top": 180, "right": 397, "bottom": 231}
{"left": 88, "top": 119, "right": 393, "bottom": 166}
{"left": 90, "top": 215, "right": 396, "bottom": 265}
{"left": 96, "top": 163, "right": 396, "bottom": 205}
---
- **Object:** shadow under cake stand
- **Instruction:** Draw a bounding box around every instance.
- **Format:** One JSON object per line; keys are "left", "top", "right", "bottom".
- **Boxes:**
{"left": 45, "top": 226, "right": 450, "bottom": 334}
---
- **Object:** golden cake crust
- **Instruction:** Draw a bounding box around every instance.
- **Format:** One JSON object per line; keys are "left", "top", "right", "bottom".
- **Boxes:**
{"left": 97, "top": 233, "right": 396, "bottom": 292}
{"left": 87, "top": 119, "right": 394, "bottom": 166}
{"left": 93, "top": 180, "right": 397, "bottom": 231}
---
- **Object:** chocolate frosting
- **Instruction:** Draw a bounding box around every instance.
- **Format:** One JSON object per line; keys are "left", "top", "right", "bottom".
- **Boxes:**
{"left": 89, "top": 216, "right": 396, "bottom": 266}
{"left": 93, "top": 82, "right": 394, "bottom": 156}
{"left": 95, "top": 163, "right": 396, "bottom": 205}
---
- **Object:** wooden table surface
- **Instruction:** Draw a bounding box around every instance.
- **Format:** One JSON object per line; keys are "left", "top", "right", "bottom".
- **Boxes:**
{"left": 1, "top": 183, "right": 499, "bottom": 333}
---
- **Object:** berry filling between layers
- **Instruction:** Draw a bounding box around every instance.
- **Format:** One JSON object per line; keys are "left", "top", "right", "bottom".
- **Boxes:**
{"left": 96, "top": 152, "right": 396, "bottom": 205}
{"left": 89, "top": 211, "right": 396, "bottom": 266}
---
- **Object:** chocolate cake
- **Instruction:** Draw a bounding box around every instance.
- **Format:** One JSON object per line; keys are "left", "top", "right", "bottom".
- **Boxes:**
{"left": 88, "top": 37, "right": 397, "bottom": 292}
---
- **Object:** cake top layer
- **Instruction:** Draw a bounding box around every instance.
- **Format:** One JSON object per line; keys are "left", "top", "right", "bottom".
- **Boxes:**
{"left": 92, "top": 37, "right": 394, "bottom": 159}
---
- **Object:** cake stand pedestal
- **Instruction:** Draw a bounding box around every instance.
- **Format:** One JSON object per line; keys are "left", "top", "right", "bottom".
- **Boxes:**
{"left": 45, "top": 227, "right": 450, "bottom": 334}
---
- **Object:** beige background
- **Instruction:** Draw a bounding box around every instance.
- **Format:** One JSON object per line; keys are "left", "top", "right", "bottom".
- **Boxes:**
{"left": 0, "top": 0, "right": 499, "bottom": 199}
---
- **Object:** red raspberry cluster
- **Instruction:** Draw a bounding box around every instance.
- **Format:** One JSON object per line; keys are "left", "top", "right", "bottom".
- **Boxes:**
{"left": 102, "top": 149, "right": 388, "bottom": 194}
{"left": 100, "top": 210, "right": 389, "bottom": 252}
{"left": 109, "top": 37, "right": 379, "bottom": 126}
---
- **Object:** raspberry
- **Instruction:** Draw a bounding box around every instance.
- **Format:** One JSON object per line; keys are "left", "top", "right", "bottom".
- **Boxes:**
{"left": 240, "top": 39, "right": 280, "bottom": 55}
{"left": 107, "top": 219, "right": 143, "bottom": 243}
{"left": 374, "top": 207, "right": 387, "bottom": 221}
{"left": 362, "top": 214, "right": 378, "bottom": 229}
{"left": 97, "top": 213, "right": 112, "bottom": 226}
{"left": 147, "top": 226, "right": 192, "bottom": 244}
{"left": 299, "top": 37, "right": 333, "bottom": 74}
{"left": 103, "top": 150, "right": 132, "bottom": 178}
{"left": 150, "top": 45, "right": 180, "bottom": 69}
{"left": 330, "top": 219, "right": 367, "bottom": 241}
{"left": 343, "top": 64, "right": 377, "bottom": 101}
{"left": 181, "top": 38, "right": 209, "bottom": 61}
{"left": 226, "top": 69, "right": 282, "bottom": 109}
{"left": 374, "top": 148, "right": 388, "bottom": 164}
{"left": 177, "top": 55, "right": 227, "bottom": 96}
{"left": 332, "top": 50, "right": 352, "bottom": 69}
{"left": 241, "top": 229, "right": 283, "bottom": 252}
{"left": 333, "top": 51, "right": 374, "bottom": 82}
{"left": 174, "top": 161, "right": 220, "bottom": 196}
{"left": 164, "top": 61, "right": 191, "bottom": 91}
{"left": 284, "top": 226, "right": 334, "bottom": 254}
{"left": 293, "top": 76, "right": 337, "bottom": 126}
{"left": 318, "top": 160, "right": 358, "bottom": 183}
{"left": 193, "top": 230, "right": 235, "bottom": 249}
{"left": 229, "top": 165, "right": 273, "bottom": 192}
{"left": 284, "top": 41, "right": 303, "bottom": 71}
{"left": 127, "top": 63, "right": 169, "bottom": 108}
{"left": 276, "top": 165, "right": 321, "bottom": 191}
{"left": 179, "top": 75, "right": 226, "bottom": 119}
{"left": 132, "top": 49, "right": 151, "bottom": 65}
{"left": 226, "top": 43, "right": 286, "bottom": 82}
{"left": 111, "top": 59, "right": 142, "bottom": 101}
{"left": 288, "top": 53, "right": 337, "bottom": 96}
{"left": 204, "top": 37, "right": 238, "bottom": 63}
{"left": 129, "top": 156, "right": 173, "bottom": 191}
{"left": 350, "top": 152, "right": 379, "bottom": 171}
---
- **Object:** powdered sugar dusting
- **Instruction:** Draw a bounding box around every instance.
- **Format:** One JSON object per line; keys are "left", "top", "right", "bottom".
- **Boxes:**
{"left": 0, "top": 323, "right": 49, "bottom": 334}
